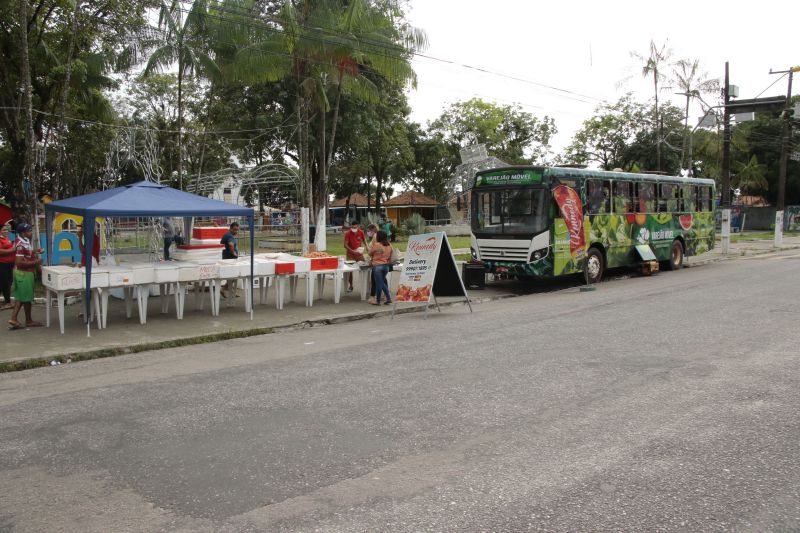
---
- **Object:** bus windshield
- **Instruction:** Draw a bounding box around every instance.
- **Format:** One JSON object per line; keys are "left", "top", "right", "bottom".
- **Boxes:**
{"left": 472, "top": 187, "right": 548, "bottom": 236}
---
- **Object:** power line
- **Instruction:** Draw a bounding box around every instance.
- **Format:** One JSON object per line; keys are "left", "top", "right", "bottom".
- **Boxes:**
{"left": 754, "top": 72, "right": 787, "bottom": 99}
{"left": 161, "top": 3, "right": 604, "bottom": 106}
{"left": 0, "top": 106, "right": 297, "bottom": 136}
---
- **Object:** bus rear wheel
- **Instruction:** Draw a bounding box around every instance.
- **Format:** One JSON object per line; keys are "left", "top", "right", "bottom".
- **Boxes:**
{"left": 585, "top": 247, "right": 604, "bottom": 284}
{"left": 666, "top": 239, "right": 684, "bottom": 270}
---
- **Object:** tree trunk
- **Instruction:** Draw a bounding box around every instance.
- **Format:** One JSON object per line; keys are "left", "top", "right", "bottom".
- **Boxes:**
{"left": 18, "top": 0, "right": 35, "bottom": 225}
{"left": 374, "top": 159, "right": 384, "bottom": 215}
{"left": 653, "top": 72, "right": 660, "bottom": 171}
{"left": 177, "top": 61, "right": 184, "bottom": 190}
{"left": 300, "top": 93, "right": 313, "bottom": 220}
{"left": 680, "top": 93, "right": 690, "bottom": 170}
{"left": 325, "top": 78, "right": 342, "bottom": 179}
{"left": 342, "top": 172, "right": 359, "bottom": 223}
{"left": 194, "top": 87, "right": 214, "bottom": 193}
{"left": 53, "top": 0, "right": 81, "bottom": 198}
{"left": 317, "top": 96, "right": 327, "bottom": 221}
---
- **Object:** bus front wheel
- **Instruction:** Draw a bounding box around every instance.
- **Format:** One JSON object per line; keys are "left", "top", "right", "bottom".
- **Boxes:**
{"left": 666, "top": 239, "right": 684, "bottom": 271}
{"left": 585, "top": 247, "right": 604, "bottom": 284}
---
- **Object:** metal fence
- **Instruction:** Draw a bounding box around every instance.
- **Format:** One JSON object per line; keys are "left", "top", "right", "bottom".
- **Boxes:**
{"left": 238, "top": 223, "right": 303, "bottom": 254}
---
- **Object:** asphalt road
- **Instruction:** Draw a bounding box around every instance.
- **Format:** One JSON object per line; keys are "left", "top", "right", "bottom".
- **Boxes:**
{"left": 1, "top": 250, "right": 799, "bottom": 532}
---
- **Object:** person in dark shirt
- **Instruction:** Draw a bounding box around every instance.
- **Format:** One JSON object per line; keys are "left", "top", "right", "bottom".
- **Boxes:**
{"left": 221, "top": 222, "right": 239, "bottom": 259}
{"left": 220, "top": 222, "right": 239, "bottom": 298}
{"left": 162, "top": 217, "right": 184, "bottom": 261}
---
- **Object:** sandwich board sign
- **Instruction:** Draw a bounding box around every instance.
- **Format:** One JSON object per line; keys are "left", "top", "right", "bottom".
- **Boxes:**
{"left": 392, "top": 231, "right": 472, "bottom": 318}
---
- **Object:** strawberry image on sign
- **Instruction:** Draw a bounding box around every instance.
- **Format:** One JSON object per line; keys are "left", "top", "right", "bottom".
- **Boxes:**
{"left": 553, "top": 185, "right": 586, "bottom": 259}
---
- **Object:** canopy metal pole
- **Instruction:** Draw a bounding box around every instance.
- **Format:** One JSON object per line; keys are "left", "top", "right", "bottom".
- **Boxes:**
{"left": 44, "top": 209, "right": 53, "bottom": 266}
{"left": 84, "top": 215, "right": 95, "bottom": 337}
{"left": 249, "top": 215, "right": 254, "bottom": 320}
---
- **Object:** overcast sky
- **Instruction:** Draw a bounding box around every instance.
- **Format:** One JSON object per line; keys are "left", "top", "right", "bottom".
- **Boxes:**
{"left": 404, "top": 0, "right": 798, "bottom": 157}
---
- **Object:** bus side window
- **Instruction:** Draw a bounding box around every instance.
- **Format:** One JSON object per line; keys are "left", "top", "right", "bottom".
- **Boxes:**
{"left": 659, "top": 183, "right": 675, "bottom": 212}
{"left": 698, "top": 187, "right": 710, "bottom": 212}
{"left": 695, "top": 186, "right": 702, "bottom": 212}
{"left": 587, "top": 179, "right": 610, "bottom": 215}
{"left": 637, "top": 182, "right": 655, "bottom": 213}
{"left": 613, "top": 181, "right": 633, "bottom": 214}
{"left": 683, "top": 185, "right": 695, "bottom": 212}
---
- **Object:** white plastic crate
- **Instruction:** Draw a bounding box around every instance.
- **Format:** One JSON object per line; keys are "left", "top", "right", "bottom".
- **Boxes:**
{"left": 79, "top": 267, "right": 109, "bottom": 288}
{"left": 176, "top": 262, "right": 199, "bottom": 282}
{"left": 293, "top": 257, "right": 311, "bottom": 273}
{"left": 254, "top": 259, "right": 276, "bottom": 276}
{"left": 124, "top": 263, "right": 156, "bottom": 284}
{"left": 195, "top": 261, "right": 220, "bottom": 280}
{"left": 217, "top": 260, "right": 243, "bottom": 279}
{"left": 153, "top": 263, "right": 180, "bottom": 283}
{"left": 42, "top": 266, "right": 82, "bottom": 291}
{"left": 94, "top": 265, "right": 134, "bottom": 287}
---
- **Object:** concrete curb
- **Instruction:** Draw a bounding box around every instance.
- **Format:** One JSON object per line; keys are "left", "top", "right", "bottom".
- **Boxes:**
{"left": 0, "top": 292, "right": 519, "bottom": 373}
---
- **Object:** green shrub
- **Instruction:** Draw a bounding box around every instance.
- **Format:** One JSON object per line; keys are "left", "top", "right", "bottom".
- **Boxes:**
{"left": 401, "top": 213, "right": 426, "bottom": 236}
{"left": 363, "top": 212, "right": 382, "bottom": 229}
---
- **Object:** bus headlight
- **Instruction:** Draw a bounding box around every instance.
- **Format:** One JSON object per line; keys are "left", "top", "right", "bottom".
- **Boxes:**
{"left": 530, "top": 248, "right": 548, "bottom": 262}
{"left": 470, "top": 247, "right": 478, "bottom": 260}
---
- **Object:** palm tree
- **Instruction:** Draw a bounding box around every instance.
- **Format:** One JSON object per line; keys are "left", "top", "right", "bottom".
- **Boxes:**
{"left": 734, "top": 155, "right": 768, "bottom": 198}
{"left": 143, "top": 0, "right": 220, "bottom": 189}
{"left": 672, "top": 59, "right": 720, "bottom": 170}
{"left": 222, "top": 0, "right": 426, "bottom": 220}
{"left": 630, "top": 40, "right": 672, "bottom": 171}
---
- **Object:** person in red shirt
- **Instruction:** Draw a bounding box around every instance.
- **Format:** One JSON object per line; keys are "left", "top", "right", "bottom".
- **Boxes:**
{"left": 343, "top": 221, "right": 366, "bottom": 292}
{"left": 0, "top": 223, "right": 15, "bottom": 309}
{"left": 77, "top": 222, "right": 100, "bottom": 266}
{"left": 8, "top": 223, "right": 42, "bottom": 329}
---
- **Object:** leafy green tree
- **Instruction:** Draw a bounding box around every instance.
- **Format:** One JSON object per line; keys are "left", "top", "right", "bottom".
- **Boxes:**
{"left": 734, "top": 155, "right": 768, "bottom": 196}
{"left": 361, "top": 81, "right": 414, "bottom": 213}
{"left": 565, "top": 95, "right": 648, "bottom": 170}
{"left": 204, "top": 80, "right": 293, "bottom": 166}
{"left": 690, "top": 127, "right": 722, "bottom": 180}
{"left": 120, "top": 73, "right": 212, "bottom": 183}
{"left": 142, "top": 0, "right": 220, "bottom": 189}
{"left": 221, "top": 0, "right": 426, "bottom": 220}
{"left": 623, "top": 102, "right": 685, "bottom": 174}
{"left": 0, "top": 0, "right": 155, "bottom": 214}
{"left": 428, "top": 98, "right": 556, "bottom": 165}
{"left": 406, "top": 123, "right": 453, "bottom": 202}
{"left": 672, "top": 59, "right": 720, "bottom": 169}
{"left": 729, "top": 104, "right": 799, "bottom": 205}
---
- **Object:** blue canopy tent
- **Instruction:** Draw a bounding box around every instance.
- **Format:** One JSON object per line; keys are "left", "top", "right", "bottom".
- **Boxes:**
{"left": 44, "top": 181, "right": 255, "bottom": 335}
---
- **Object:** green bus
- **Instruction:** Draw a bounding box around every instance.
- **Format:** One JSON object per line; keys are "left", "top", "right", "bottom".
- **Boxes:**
{"left": 470, "top": 166, "right": 716, "bottom": 282}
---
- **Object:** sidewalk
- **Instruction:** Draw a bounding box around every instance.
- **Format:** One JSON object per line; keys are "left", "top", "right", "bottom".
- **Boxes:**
{"left": 2, "top": 235, "right": 797, "bottom": 370}
{"left": 0, "top": 273, "right": 508, "bottom": 369}
{"left": 685, "top": 234, "right": 800, "bottom": 267}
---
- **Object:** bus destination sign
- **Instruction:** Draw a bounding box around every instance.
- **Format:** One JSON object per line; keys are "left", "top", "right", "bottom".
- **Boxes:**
{"left": 475, "top": 169, "right": 542, "bottom": 187}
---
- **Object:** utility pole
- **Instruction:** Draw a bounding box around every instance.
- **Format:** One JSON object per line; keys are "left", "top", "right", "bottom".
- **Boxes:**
{"left": 721, "top": 62, "right": 732, "bottom": 254}
{"left": 769, "top": 65, "right": 799, "bottom": 247}
{"left": 721, "top": 63, "right": 731, "bottom": 208}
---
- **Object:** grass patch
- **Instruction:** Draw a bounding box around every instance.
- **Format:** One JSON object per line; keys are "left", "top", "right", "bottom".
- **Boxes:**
{"left": 324, "top": 235, "right": 471, "bottom": 257}
{"left": 0, "top": 327, "right": 275, "bottom": 373}
{"left": 714, "top": 231, "right": 800, "bottom": 242}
